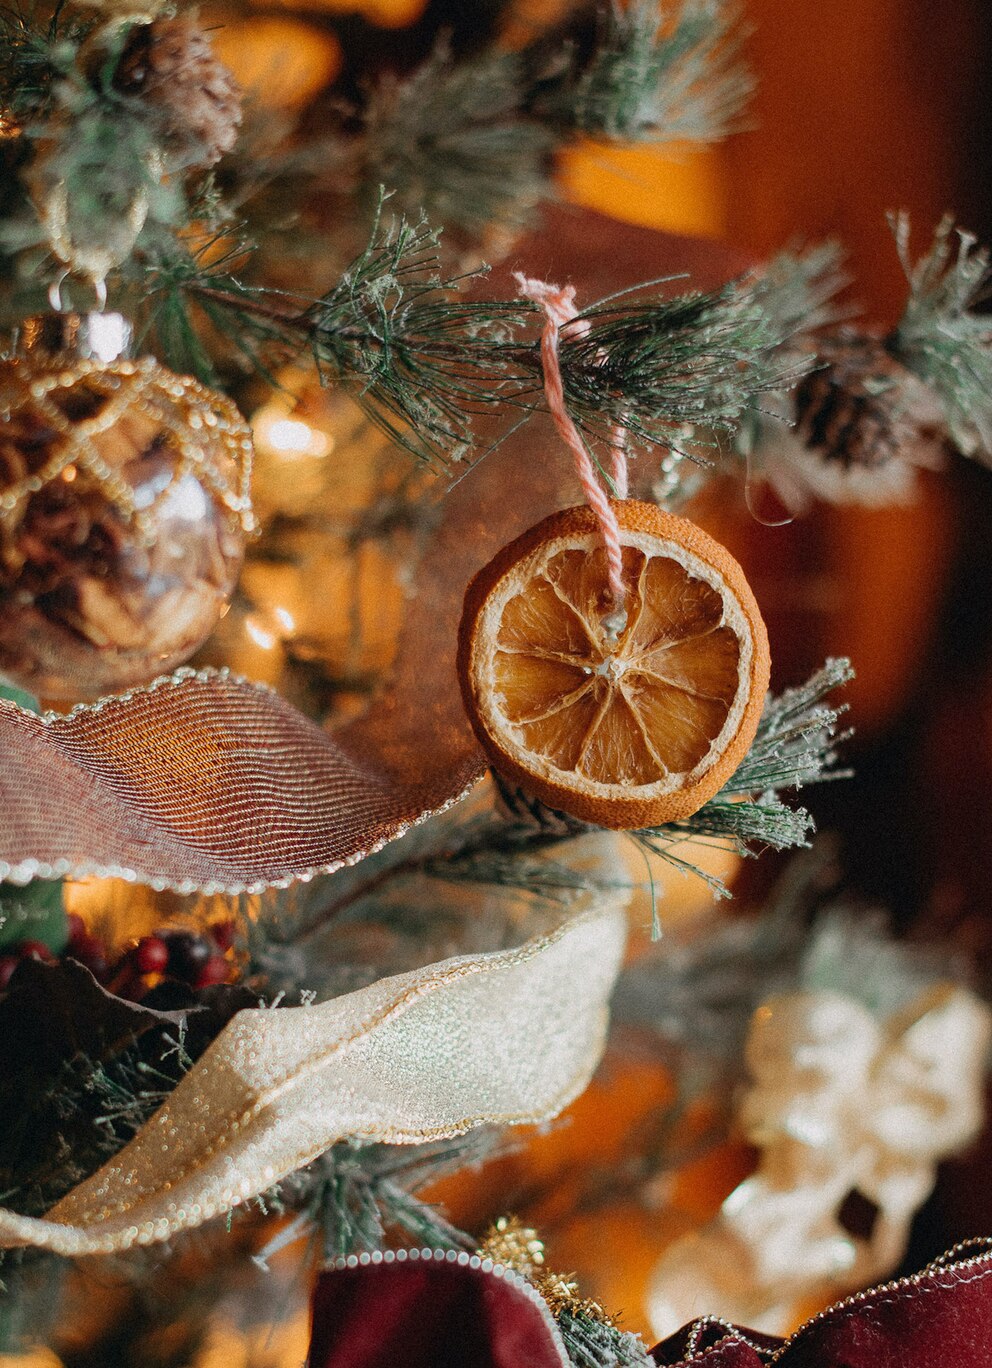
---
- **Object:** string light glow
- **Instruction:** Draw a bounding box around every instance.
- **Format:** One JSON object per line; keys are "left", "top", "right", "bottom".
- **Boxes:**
{"left": 252, "top": 403, "right": 334, "bottom": 460}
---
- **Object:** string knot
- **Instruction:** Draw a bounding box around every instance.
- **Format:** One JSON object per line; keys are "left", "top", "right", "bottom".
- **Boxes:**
{"left": 514, "top": 274, "right": 590, "bottom": 336}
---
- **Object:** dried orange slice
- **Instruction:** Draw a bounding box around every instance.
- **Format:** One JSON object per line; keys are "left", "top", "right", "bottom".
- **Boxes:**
{"left": 457, "top": 500, "right": 770, "bottom": 830}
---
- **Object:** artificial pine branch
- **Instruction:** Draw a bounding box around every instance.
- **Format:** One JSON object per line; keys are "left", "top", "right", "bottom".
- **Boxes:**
{"left": 546, "top": 0, "right": 753, "bottom": 144}
{"left": 628, "top": 657, "right": 853, "bottom": 911}
{"left": 0, "top": 5, "right": 91, "bottom": 116}
{"left": 614, "top": 843, "right": 835, "bottom": 1060}
{"left": 719, "top": 656, "right": 853, "bottom": 794}
{"left": 890, "top": 213, "right": 992, "bottom": 458}
{"left": 430, "top": 849, "right": 629, "bottom": 904}
{"left": 149, "top": 201, "right": 809, "bottom": 467}
{"left": 352, "top": 0, "right": 753, "bottom": 240}
{"left": 0, "top": 1037, "right": 185, "bottom": 1222}
{"left": 257, "top": 1134, "right": 494, "bottom": 1266}
{"left": 358, "top": 43, "right": 556, "bottom": 241}
{"left": 558, "top": 1312, "right": 655, "bottom": 1368}
{"left": 748, "top": 240, "right": 849, "bottom": 347}
{"left": 0, "top": 5, "right": 808, "bottom": 472}
{"left": 558, "top": 275, "right": 802, "bottom": 449}
{"left": 271, "top": 660, "right": 852, "bottom": 955}
{"left": 0, "top": 0, "right": 754, "bottom": 310}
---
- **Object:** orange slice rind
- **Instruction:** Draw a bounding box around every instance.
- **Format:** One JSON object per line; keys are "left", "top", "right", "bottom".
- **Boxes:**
{"left": 457, "top": 500, "right": 770, "bottom": 830}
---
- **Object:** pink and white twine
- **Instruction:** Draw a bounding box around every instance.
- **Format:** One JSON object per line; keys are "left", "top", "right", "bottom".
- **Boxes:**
{"left": 515, "top": 274, "right": 630, "bottom": 633}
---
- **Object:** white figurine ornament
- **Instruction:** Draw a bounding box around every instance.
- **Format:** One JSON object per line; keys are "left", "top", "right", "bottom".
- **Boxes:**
{"left": 648, "top": 980, "right": 992, "bottom": 1338}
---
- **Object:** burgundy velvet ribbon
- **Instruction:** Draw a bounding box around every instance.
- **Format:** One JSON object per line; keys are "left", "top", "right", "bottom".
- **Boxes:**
{"left": 308, "top": 1254, "right": 569, "bottom": 1368}
{"left": 307, "top": 1240, "right": 992, "bottom": 1368}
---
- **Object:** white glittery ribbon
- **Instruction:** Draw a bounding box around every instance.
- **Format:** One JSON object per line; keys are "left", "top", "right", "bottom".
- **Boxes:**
{"left": 0, "top": 898, "right": 627, "bottom": 1256}
{"left": 647, "top": 982, "right": 992, "bottom": 1338}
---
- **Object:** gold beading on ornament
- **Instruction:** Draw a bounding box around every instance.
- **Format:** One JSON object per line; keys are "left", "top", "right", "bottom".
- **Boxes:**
{"left": 0, "top": 354, "right": 255, "bottom": 543}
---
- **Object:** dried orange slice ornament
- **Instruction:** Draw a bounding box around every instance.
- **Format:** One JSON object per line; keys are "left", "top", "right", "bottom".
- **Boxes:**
{"left": 457, "top": 500, "right": 770, "bottom": 830}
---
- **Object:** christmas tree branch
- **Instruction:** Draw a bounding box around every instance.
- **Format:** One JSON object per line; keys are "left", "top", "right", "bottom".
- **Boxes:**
{"left": 0, "top": 1028, "right": 190, "bottom": 1223}
{"left": 0, "top": 4, "right": 89, "bottom": 115}
{"left": 613, "top": 843, "right": 832, "bottom": 1064}
{"left": 627, "top": 657, "right": 853, "bottom": 913}
{"left": 257, "top": 1134, "right": 492, "bottom": 1266}
{"left": 357, "top": 43, "right": 556, "bottom": 241}
{"left": 558, "top": 1312, "right": 655, "bottom": 1368}
{"left": 890, "top": 212, "right": 992, "bottom": 458}
{"left": 353, "top": 0, "right": 753, "bottom": 239}
{"left": 0, "top": 0, "right": 754, "bottom": 304}
{"left": 748, "top": 239, "right": 850, "bottom": 347}
{"left": 147, "top": 201, "right": 808, "bottom": 467}
{"left": 544, "top": 0, "right": 753, "bottom": 144}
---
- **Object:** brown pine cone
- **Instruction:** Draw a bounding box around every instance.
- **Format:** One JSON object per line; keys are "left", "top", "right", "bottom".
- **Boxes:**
{"left": 794, "top": 330, "right": 945, "bottom": 469}
{"left": 115, "top": 17, "right": 243, "bottom": 169}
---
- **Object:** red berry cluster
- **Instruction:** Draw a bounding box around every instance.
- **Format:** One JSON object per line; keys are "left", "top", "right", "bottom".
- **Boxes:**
{"left": 130, "top": 924, "right": 234, "bottom": 993}
{"left": 0, "top": 915, "right": 238, "bottom": 997}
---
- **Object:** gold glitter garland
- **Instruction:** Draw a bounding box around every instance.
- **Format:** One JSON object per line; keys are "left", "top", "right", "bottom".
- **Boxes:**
{"left": 478, "top": 1216, "right": 618, "bottom": 1329}
{"left": 478, "top": 1215, "right": 547, "bottom": 1276}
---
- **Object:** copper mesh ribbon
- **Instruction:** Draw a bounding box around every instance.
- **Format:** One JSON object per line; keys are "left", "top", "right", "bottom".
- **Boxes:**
{"left": 0, "top": 212, "right": 746, "bottom": 894}
{"left": 0, "top": 671, "right": 485, "bottom": 893}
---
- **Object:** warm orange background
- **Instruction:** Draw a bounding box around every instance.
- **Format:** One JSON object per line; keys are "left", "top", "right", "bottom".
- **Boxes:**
{"left": 23, "top": 4, "right": 992, "bottom": 1363}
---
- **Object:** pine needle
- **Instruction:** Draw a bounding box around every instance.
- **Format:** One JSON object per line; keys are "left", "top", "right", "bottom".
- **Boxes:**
{"left": 558, "top": 0, "right": 754, "bottom": 144}
{"left": 360, "top": 44, "right": 554, "bottom": 240}
{"left": 258, "top": 1134, "right": 493, "bottom": 1264}
{"left": 630, "top": 658, "right": 853, "bottom": 908}
{"left": 156, "top": 200, "right": 811, "bottom": 468}
{"left": 748, "top": 239, "right": 850, "bottom": 346}
{"left": 891, "top": 212, "right": 992, "bottom": 458}
{"left": 559, "top": 1312, "right": 655, "bottom": 1368}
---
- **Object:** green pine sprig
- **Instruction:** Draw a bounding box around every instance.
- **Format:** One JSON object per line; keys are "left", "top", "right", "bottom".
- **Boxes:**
{"left": 0, "top": 5, "right": 92, "bottom": 118}
{"left": 890, "top": 212, "right": 992, "bottom": 458}
{"left": 559, "top": 1312, "right": 655, "bottom": 1368}
{"left": 298, "top": 661, "right": 854, "bottom": 942}
{"left": 748, "top": 239, "right": 849, "bottom": 349}
{"left": 0, "top": 0, "right": 756, "bottom": 313}
{"left": 350, "top": 0, "right": 754, "bottom": 242}
{"left": 550, "top": 0, "right": 754, "bottom": 144}
{"left": 556, "top": 272, "right": 804, "bottom": 451}
{"left": 358, "top": 43, "right": 556, "bottom": 242}
{"left": 146, "top": 199, "right": 810, "bottom": 468}
{"left": 631, "top": 657, "right": 853, "bottom": 917}
{"left": 256, "top": 1134, "right": 492, "bottom": 1266}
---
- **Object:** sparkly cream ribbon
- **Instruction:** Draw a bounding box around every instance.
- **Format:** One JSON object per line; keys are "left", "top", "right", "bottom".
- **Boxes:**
{"left": 648, "top": 983, "right": 992, "bottom": 1338}
{"left": 0, "top": 901, "right": 626, "bottom": 1256}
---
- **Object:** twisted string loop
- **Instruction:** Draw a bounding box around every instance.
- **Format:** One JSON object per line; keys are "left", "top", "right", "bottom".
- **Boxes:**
{"left": 515, "top": 274, "right": 629, "bottom": 633}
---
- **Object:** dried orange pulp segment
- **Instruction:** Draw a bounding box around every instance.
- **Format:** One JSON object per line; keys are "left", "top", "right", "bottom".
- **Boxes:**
{"left": 457, "top": 501, "right": 770, "bottom": 830}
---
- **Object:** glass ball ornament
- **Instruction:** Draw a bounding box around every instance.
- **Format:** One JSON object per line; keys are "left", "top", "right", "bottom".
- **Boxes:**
{"left": 0, "top": 313, "right": 255, "bottom": 699}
